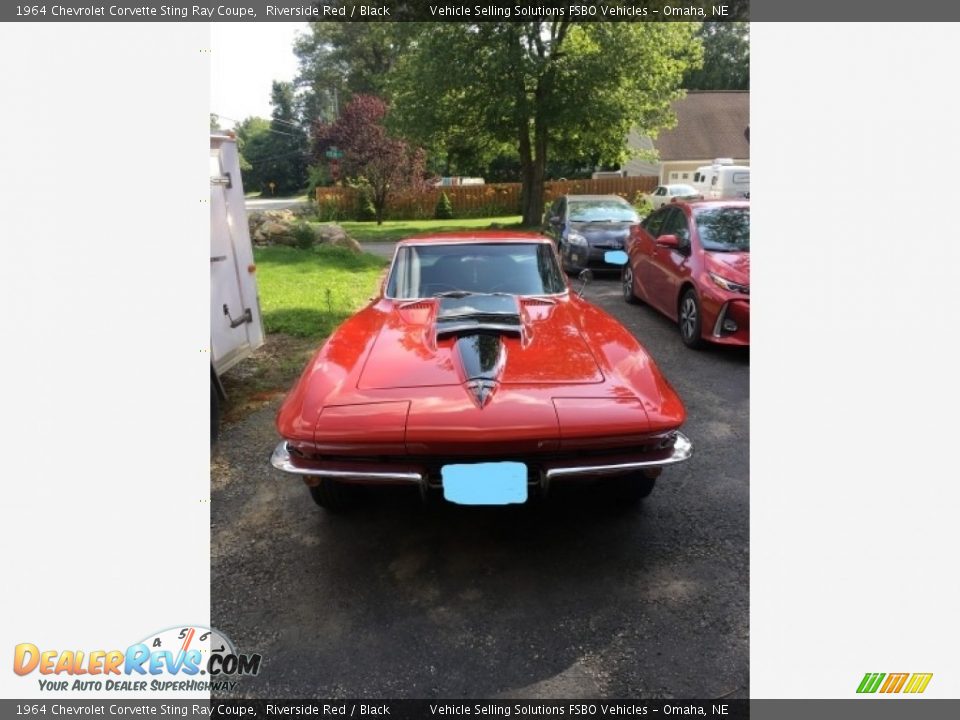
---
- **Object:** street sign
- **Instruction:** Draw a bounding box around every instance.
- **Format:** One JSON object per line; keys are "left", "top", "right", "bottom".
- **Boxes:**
{"left": 325, "top": 146, "right": 344, "bottom": 159}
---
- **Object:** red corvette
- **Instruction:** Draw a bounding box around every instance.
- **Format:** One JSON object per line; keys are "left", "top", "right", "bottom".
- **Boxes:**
{"left": 622, "top": 201, "right": 749, "bottom": 348}
{"left": 271, "top": 232, "right": 691, "bottom": 511}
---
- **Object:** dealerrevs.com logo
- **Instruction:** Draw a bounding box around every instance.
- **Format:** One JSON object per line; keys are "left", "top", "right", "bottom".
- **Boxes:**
{"left": 857, "top": 672, "right": 933, "bottom": 694}
{"left": 13, "top": 626, "right": 261, "bottom": 693}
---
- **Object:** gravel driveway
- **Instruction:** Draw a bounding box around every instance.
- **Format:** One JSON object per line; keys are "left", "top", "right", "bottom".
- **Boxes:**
{"left": 211, "top": 274, "right": 749, "bottom": 699}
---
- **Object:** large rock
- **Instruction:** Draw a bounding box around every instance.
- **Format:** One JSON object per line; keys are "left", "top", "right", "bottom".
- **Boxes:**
{"left": 260, "top": 221, "right": 296, "bottom": 245}
{"left": 315, "top": 223, "right": 361, "bottom": 253}
{"left": 246, "top": 213, "right": 359, "bottom": 252}
{"left": 247, "top": 210, "right": 304, "bottom": 246}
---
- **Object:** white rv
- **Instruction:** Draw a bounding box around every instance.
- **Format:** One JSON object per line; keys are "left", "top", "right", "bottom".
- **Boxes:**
{"left": 692, "top": 159, "right": 750, "bottom": 200}
{"left": 210, "top": 133, "right": 264, "bottom": 442}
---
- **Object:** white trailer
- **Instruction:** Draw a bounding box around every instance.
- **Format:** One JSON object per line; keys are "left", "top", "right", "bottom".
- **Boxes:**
{"left": 210, "top": 133, "right": 264, "bottom": 441}
{"left": 692, "top": 158, "right": 750, "bottom": 200}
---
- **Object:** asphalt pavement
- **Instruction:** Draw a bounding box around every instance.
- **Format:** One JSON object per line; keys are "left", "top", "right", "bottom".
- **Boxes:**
{"left": 359, "top": 241, "right": 398, "bottom": 260}
{"left": 211, "top": 274, "right": 749, "bottom": 699}
{"left": 245, "top": 197, "right": 308, "bottom": 212}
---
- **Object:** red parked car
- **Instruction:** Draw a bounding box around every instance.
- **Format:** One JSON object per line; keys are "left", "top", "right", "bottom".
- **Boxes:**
{"left": 622, "top": 201, "right": 749, "bottom": 348}
{"left": 271, "top": 232, "right": 692, "bottom": 511}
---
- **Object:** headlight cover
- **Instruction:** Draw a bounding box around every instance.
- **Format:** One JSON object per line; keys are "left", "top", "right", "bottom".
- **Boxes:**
{"left": 709, "top": 272, "right": 749, "bottom": 295}
{"left": 567, "top": 231, "right": 588, "bottom": 246}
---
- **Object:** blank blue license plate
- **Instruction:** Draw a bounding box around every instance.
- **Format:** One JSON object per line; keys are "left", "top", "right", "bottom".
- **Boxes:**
{"left": 441, "top": 462, "right": 528, "bottom": 505}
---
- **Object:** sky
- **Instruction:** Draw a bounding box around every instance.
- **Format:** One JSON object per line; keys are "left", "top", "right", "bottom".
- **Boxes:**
{"left": 211, "top": 23, "right": 309, "bottom": 128}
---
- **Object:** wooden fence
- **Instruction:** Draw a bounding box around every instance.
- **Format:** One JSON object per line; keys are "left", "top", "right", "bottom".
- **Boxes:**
{"left": 315, "top": 176, "right": 659, "bottom": 221}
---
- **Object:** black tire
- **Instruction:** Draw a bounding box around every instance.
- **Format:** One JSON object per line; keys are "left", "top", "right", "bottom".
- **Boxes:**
{"left": 210, "top": 379, "right": 220, "bottom": 445}
{"left": 611, "top": 473, "right": 657, "bottom": 503}
{"left": 622, "top": 266, "right": 640, "bottom": 304}
{"left": 678, "top": 288, "right": 704, "bottom": 349}
{"left": 420, "top": 485, "right": 446, "bottom": 511}
{"left": 308, "top": 478, "right": 356, "bottom": 512}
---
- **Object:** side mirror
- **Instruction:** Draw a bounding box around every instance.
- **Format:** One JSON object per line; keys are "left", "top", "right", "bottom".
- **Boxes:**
{"left": 549, "top": 215, "right": 561, "bottom": 226}
{"left": 577, "top": 268, "right": 593, "bottom": 298}
{"left": 656, "top": 233, "right": 680, "bottom": 249}
{"left": 604, "top": 250, "right": 628, "bottom": 266}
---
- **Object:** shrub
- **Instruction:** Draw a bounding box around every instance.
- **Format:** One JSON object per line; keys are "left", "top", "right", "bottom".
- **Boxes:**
{"left": 314, "top": 194, "right": 345, "bottom": 222}
{"left": 305, "top": 164, "right": 330, "bottom": 205}
{"left": 434, "top": 192, "right": 454, "bottom": 219}
{"left": 292, "top": 222, "right": 316, "bottom": 250}
{"left": 356, "top": 185, "right": 377, "bottom": 221}
{"left": 632, "top": 191, "right": 654, "bottom": 218}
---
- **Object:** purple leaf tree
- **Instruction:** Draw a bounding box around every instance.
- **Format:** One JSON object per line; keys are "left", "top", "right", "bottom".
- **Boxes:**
{"left": 314, "top": 95, "right": 427, "bottom": 225}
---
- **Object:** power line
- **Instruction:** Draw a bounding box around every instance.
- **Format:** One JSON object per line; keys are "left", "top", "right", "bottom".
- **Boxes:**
{"left": 240, "top": 149, "right": 310, "bottom": 164}
{"left": 212, "top": 112, "right": 306, "bottom": 133}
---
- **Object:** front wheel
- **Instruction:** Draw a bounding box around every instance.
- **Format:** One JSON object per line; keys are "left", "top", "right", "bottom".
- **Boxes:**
{"left": 611, "top": 473, "right": 657, "bottom": 503}
{"left": 622, "top": 266, "right": 640, "bottom": 304}
{"left": 308, "top": 478, "right": 357, "bottom": 512}
{"left": 678, "top": 289, "right": 704, "bottom": 349}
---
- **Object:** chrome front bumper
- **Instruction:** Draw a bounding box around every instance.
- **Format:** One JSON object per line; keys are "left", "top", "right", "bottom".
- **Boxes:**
{"left": 270, "top": 442, "right": 424, "bottom": 484}
{"left": 542, "top": 432, "right": 692, "bottom": 480}
{"left": 271, "top": 432, "right": 693, "bottom": 489}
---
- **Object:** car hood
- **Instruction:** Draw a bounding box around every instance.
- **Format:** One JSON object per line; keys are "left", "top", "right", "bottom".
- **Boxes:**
{"left": 570, "top": 221, "right": 633, "bottom": 248}
{"left": 358, "top": 297, "right": 604, "bottom": 391}
{"left": 705, "top": 251, "right": 750, "bottom": 285}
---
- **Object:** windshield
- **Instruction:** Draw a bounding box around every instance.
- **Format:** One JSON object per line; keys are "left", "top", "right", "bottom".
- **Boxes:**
{"left": 695, "top": 207, "right": 750, "bottom": 252}
{"left": 568, "top": 200, "right": 638, "bottom": 223}
{"left": 387, "top": 242, "right": 567, "bottom": 299}
{"left": 669, "top": 184, "right": 697, "bottom": 196}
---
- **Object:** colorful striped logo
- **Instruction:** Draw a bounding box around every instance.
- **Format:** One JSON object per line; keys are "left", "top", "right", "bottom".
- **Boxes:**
{"left": 857, "top": 672, "right": 933, "bottom": 694}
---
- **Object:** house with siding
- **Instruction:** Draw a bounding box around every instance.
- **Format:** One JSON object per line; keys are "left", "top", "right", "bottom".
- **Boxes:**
{"left": 621, "top": 90, "right": 749, "bottom": 184}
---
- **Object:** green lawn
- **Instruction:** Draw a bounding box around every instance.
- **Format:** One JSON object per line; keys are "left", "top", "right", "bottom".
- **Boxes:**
{"left": 253, "top": 244, "right": 388, "bottom": 339}
{"left": 337, "top": 216, "right": 525, "bottom": 243}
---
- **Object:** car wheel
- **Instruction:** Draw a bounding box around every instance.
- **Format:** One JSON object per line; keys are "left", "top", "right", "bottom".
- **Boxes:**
{"left": 622, "top": 266, "right": 640, "bottom": 304}
{"left": 308, "top": 478, "right": 356, "bottom": 512}
{"left": 678, "top": 289, "right": 704, "bottom": 349}
{"left": 612, "top": 473, "right": 657, "bottom": 503}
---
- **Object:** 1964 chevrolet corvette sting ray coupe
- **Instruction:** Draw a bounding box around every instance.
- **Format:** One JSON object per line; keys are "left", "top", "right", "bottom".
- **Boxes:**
{"left": 271, "top": 232, "right": 692, "bottom": 511}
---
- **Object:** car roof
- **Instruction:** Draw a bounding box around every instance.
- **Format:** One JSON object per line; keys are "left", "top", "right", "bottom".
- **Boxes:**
{"left": 396, "top": 231, "right": 552, "bottom": 246}
{"left": 563, "top": 194, "right": 630, "bottom": 202}
{"left": 672, "top": 199, "right": 750, "bottom": 211}
{"left": 672, "top": 199, "right": 750, "bottom": 208}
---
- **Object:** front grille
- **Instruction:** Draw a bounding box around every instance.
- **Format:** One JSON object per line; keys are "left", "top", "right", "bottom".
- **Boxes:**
{"left": 300, "top": 434, "right": 676, "bottom": 466}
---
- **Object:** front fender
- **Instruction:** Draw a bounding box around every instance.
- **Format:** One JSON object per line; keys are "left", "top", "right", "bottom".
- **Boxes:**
{"left": 574, "top": 300, "right": 686, "bottom": 432}
{"left": 275, "top": 302, "right": 386, "bottom": 442}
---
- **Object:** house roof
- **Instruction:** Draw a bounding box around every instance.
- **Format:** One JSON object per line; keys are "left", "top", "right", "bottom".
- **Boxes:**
{"left": 654, "top": 91, "right": 749, "bottom": 162}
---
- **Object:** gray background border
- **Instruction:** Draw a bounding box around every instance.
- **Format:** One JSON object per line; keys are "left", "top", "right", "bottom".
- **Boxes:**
{"left": 3, "top": 0, "right": 957, "bottom": 23}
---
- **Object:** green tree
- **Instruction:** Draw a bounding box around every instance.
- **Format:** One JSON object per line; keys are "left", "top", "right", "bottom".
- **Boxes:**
{"left": 294, "top": 21, "right": 503, "bottom": 176}
{"left": 684, "top": 22, "right": 749, "bottom": 90}
{"left": 233, "top": 116, "right": 270, "bottom": 173}
{"left": 390, "top": 22, "right": 702, "bottom": 226}
{"left": 242, "top": 82, "right": 309, "bottom": 196}
{"left": 294, "top": 21, "right": 417, "bottom": 122}
{"left": 434, "top": 192, "right": 454, "bottom": 220}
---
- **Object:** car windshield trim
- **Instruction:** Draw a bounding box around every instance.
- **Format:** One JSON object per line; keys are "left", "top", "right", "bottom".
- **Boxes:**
{"left": 567, "top": 200, "right": 638, "bottom": 223}
{"left": 383, "top": 242, "right": 570, "bottom": 303}
{"left": 575, "top": 218, "right": 635, "bottom": 224}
